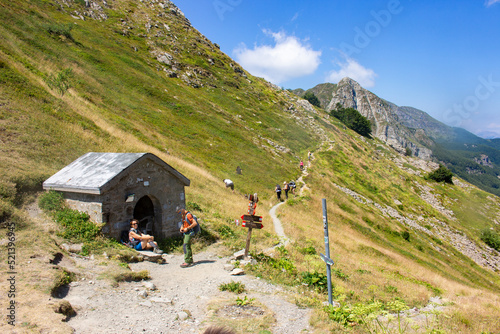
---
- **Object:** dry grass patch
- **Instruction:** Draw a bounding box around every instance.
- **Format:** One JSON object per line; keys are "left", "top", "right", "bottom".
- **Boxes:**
{"left": 205, "top": 297, "right": 275, "bottom": 333}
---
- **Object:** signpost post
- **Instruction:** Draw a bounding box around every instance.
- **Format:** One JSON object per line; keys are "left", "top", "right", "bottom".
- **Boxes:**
{"left": 320, "top": 198, "right": 334, "bottom": 305}
{"left": 241, "top": 193, "right": 263, "bottom": 258}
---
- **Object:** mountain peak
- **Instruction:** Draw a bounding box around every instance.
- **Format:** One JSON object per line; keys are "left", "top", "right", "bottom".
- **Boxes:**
{"left": 337, "top": 77, "right": 362, "bottom": 88}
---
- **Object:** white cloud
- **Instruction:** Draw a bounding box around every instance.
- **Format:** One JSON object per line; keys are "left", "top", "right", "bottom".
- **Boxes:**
{"left": 233, "top": 30, "right": 321, "bottom": 85}
{"left": 485, "top": 0, "right": 500, "bottom": 7}
{"left": 326, "top": 56, "right": 377, "bottom": 87}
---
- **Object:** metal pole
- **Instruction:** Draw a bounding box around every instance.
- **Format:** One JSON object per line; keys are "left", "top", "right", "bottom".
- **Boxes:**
{"left": 322, "top": 198, "right": 333, "bottom": 305}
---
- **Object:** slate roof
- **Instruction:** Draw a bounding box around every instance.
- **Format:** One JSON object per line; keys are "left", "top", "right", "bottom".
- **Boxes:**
{"left": 43, "top": 152, "right": 190, "bottom": 194}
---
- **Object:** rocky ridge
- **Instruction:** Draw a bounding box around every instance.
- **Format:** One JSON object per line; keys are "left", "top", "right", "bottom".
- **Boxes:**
{"left": 326, "top": 78, "right": 433, "bottom": 160}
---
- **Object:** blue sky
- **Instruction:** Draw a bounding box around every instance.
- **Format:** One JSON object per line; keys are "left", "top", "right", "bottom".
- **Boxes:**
{"left": 175, "top": 0, "right": 500, "bottom": 138}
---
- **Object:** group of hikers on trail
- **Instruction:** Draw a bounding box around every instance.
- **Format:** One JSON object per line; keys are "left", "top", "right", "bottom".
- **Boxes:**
{"left": 126, "top": 155, "right": 311, "bottom": 265}
{"left": 275, "top": 180, "right": 296, "bottom": 201}
{"left": 126, "top": 207, "right": 199, "bottom": 268}
{"left": 275, "top": 155, "right": 310, "bottom": 201}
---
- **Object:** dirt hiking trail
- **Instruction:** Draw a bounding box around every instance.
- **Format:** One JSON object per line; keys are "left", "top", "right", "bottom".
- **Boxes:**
{"left": 63, "top": 245, "right": 312, "bottom": 333}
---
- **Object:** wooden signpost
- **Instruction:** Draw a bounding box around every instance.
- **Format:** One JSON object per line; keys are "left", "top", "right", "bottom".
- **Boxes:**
{"left": 241, "top": 193, "right": 263, "bottom": 258}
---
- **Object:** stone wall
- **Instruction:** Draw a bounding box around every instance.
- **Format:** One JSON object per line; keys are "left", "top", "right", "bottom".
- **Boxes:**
{"left": 63, "top": 157, "right": 187, "bottom": 240}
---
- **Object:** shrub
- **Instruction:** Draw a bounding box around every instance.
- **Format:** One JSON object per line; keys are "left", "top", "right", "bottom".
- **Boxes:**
{"left": 401, "top": 231, "right": 410, "bottom": 241}
{"left": 54, "top": 209, "right": 101, "bottom": 242}
{"left": 303, "top": 92, "right": 321, "bottom": 108}
{"left": 480, "top": 229, "right": 500, "bottom": 251}
{"left": 301, "top": 271, "right": 328, "bottom": 293}
{"left": 330, "top": 103, "right": 372, "bottom": 138}
{"left": 45, "top": 23, "right": 74, "bottom": 41}
{"left": 235, "top": 295, "right": 255, "bottom": 306}
{"left": 39, "top": 190, "right": 65, "bottom": 213}
{"left": 426, "top": 164, "right": 454, "bottom": 184}
{"left": 219, "top": 281, "right": 246, "bottom": 294}
{"left": 45, "top": 69, "right": 73, "bottom": 96}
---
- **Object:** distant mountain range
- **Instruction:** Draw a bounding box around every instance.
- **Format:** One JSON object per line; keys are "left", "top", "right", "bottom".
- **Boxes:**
{"left": 293, "top": 78, "right": 500, "bottom": 196}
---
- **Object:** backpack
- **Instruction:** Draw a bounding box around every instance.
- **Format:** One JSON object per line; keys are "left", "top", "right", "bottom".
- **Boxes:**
{"left": 120, "top": 230, "right": 133, "bottom": 248}
{"left": 276, "top": 185, "right": 281, "bottom": 192}
{"left": 187, "top": 212, "right": 201, "bottom": 235}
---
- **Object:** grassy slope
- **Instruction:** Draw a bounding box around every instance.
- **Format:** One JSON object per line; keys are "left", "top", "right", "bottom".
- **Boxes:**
{"left": 1, "top": 0, "right": 500, "bottom": 332}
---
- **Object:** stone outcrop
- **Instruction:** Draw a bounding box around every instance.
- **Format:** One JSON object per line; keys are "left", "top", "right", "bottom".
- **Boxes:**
{"left": 326, "top": 77, "right": 433, "bottom": 159}
{"left": 474, "top": 154, "right": 493, "bottom": 167}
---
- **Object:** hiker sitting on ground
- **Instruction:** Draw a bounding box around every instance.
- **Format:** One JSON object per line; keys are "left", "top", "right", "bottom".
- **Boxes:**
{"left": 129, "top": 219, "right": 163, "bottom": 254}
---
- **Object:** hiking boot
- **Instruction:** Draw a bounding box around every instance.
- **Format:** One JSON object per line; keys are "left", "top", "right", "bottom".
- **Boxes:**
{"left": 153, "top": 248, "right": 163, "bottom": 254}
{"left": 180, "top": 262, "right": 192, "bottom": 268}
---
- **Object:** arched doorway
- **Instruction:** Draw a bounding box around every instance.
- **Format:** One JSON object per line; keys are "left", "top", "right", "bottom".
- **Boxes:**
{"left": 134, "top": 196, "right": 155, "bottom": 234}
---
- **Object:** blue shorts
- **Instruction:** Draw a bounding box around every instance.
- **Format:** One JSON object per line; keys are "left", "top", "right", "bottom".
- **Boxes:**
{"left": 134, "top": 242, "right": 143, "bottom": 251}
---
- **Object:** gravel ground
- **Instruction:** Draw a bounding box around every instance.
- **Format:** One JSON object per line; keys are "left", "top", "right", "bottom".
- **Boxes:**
{"left": 63, "top": 248, "right": 312, "bottom": 334}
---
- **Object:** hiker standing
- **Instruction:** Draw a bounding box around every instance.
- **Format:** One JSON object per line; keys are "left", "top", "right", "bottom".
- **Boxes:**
{"left": 283, "top": 181, "right": 290, "bottom": 199}
{"left": 178, "top": 208, "right": 198, "bottom": 268}
{"left": 275, "top": 184, "right": 282, "bottom": 201}
{"left": 308, "top": 151, "right": 311, "bottom": 161}
{"left": 300, "top": 160, "right": 304, "bottom": 171}
{"left": 289, "top": 181, "right": 296, "bottom": 195}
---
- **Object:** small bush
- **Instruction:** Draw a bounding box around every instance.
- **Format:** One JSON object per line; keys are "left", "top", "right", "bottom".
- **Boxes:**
{"left": 219, "top": 281, "right": 246, "bottom": 294}
{"left": 330, "top": 103, "right": 372, "bottom": 138}
{"left": 45, "top": 23, "right": 74, "bottom": 41}
{"left": 39, "top": 190, "right": 65, "bottom": 213}
{"left": 480, "top": 229, "right": 500, "bottom": 251}
{"left": 235, "top": 295, "right": 255, "bottom": 306}
{"left": 401, "top": 231, "right": 410, "bottom": 241}
{"left": 426, "top": 164, "right": 454, "bottom": 184}
{"left": 45, "top": 69, "right": 73, "bottom": 96}
{"left": 301, "top": 271, "right": 328, "bottom": 293}
{"left": 54, "top": 209, "right": 101, "bottom": 242}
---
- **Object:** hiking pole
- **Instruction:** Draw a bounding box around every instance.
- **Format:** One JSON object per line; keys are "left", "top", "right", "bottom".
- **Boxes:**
{"left": 320, "top": 198, "right": 334, "bottom": 306}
